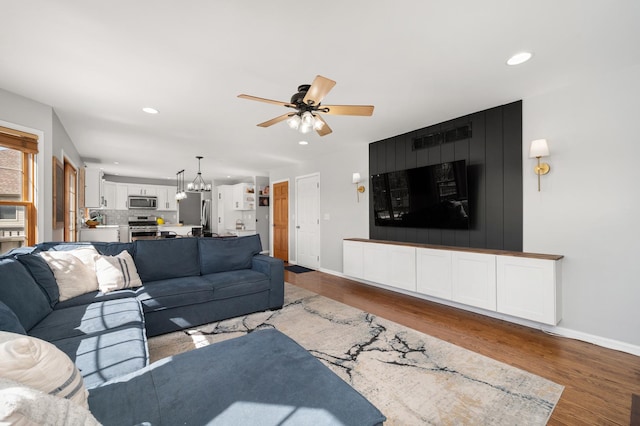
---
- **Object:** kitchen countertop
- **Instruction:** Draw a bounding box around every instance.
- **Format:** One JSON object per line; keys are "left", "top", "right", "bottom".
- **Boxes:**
{"left": 81, "top": 225, "right": 121, "bottom": 229}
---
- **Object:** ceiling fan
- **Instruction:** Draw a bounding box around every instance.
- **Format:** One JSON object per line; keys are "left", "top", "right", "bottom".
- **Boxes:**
{"left": 238, "top": 75, "right": 374, "bottom": 137}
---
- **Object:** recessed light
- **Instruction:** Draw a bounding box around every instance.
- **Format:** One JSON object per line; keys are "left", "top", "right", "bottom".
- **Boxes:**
{"left": 113, "top": 161, "right": 119, "bottom": 165}
{"left": 226, "top": 175, "right": 231, "bottom": 178}
{"left": 299, "top": 141, "right": 309, "bottom": 145}
{"left": 506, "top": 52, "right": 533, "bottom": 66}
{"left": 142, "top": 107, "right": 159, "bottom": 114}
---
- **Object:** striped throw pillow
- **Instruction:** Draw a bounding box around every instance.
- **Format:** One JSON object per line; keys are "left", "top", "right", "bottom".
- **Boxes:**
{"left": 0, "top": 331, "right": 89, "bottom": 408}
{"left": 95, "top": 250, "right": 143, "bottom": 293}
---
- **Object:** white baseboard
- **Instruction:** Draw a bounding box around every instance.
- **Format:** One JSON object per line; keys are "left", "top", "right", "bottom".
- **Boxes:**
{"left": 318, "top": 267, "right": 640, "bottom": 357}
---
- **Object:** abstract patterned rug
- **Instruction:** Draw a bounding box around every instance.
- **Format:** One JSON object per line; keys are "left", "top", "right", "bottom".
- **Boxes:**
{"left": 148, "top": 284, "right": 563, "bottom": 425}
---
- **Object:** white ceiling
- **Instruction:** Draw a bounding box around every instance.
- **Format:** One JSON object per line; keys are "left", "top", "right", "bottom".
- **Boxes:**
{"left": 2, "top": 1, "right": 639, "bottom": 183}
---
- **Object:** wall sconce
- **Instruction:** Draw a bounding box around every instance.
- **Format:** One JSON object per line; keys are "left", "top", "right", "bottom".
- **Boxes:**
{"left": 529, "top": 139, "right": 551, "bottom": 191}
{"left": 352, "top": 173, "right": 366, "bottom": 202}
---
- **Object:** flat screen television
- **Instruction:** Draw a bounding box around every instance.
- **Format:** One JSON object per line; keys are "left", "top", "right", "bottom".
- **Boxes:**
{"left": 371, "top": 160, "right": 470, "bottom": 229}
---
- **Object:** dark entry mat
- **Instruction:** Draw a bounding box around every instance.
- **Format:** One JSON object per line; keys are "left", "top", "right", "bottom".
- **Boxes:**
{"left": 285, "top": 265, "right": 315, "bottom": 274}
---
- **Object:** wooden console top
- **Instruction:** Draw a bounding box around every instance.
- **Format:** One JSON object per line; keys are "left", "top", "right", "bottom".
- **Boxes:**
{"left": 344, "top": 238, "right": 564, "bottom": 261}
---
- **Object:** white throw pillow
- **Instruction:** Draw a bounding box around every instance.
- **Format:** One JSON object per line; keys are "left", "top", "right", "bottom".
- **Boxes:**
{"left": 0, "top": 378, "right": 100, "bottom": 426}
{"left": 39, "top": 247, "right": 100, "bottom": 301}
{"left": 0, "top": 331, "right": 89, "bottom": 409}
{"left": 95, "top": 250, "right": 143, "bottom": 293}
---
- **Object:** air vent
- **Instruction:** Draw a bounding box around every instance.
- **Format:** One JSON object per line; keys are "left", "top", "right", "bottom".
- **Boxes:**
{"left": 412, "top": 124, "right": 472, "bottom": 151}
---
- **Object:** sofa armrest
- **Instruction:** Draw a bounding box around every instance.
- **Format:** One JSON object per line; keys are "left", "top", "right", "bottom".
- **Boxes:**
{"left": 251, "top": 255, "right": 284, "bottom": 309}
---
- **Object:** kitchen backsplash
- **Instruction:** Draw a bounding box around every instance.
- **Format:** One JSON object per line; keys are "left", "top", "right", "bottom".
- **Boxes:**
{"left": 87, "top": 209, "right": 178, "bottom": 226}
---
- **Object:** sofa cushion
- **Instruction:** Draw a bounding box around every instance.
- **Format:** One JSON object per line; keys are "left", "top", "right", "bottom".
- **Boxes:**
{"left": 39, "top": 247, "right": 100, "bottom": 302}
{"left": 34, "top": 241, "right": 134, "bottom": 257}
{"left": 0, "top": 301, "right": 26, "bottom": 335}
{"left": 15, "top": 254, "right": 60, "bottom": 306}
{"left": 0, "top": 258, "right": 52, "bottom": 330}
{"left": 134, "top": 238, "right": 200, "bottom": 282}
{"left": 28, "top": 298, "right": 144, "bottom": 343}
{"left": 198, "top": 234, "right": 262, "bottom": 274}
{"left": 88, "top": 329, "right": 386, "bottom": 426}
{"left": 0, "top": 378, "right": 100, "bottom": 426}
{"left": 0, "top": 331, "right": 89, "bottom": 408}
{"left": 51, "top": 325, "right": 148, "bottom": 389}
{"left": 202, "top": 269, "right": 271, "bottom": 300}
{"left": 135, "top": 276, "right": 215, "bottom": 313}
{"left": 95, "top": 251, "right": 143, "bottom": 293}
{"left": 53, "top": 289, "right": 137, "bottom": 310}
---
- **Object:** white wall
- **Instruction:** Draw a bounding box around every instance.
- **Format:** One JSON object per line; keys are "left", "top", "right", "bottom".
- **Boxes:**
{"left": 523, "top": 63, "right": 640, "bottom": 348}
{"left": 0, "top": 88, "right": 53, "bottom": 241}
{"left": 270, "top": 144, "right": 369, "bottom": 271}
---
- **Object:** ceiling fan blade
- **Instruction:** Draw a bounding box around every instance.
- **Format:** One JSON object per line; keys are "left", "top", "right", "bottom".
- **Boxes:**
{"left": 257, "top": 113, "right": 294, "bottom": 128}
{"left": 320, "top": 105, "right": 375, "bottom": 116}
{"left": 303, "top": 75, "right": 336, "bottom": 106}
{"left": 238, "top": 94, "right": 295, "bottom": 108}
{"left": 315, "top": 115, "right": 332, "bottom": 137}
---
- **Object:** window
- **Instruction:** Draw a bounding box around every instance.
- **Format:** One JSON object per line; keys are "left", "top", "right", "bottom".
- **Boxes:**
{"left": 0, "top": 125, "right": 38, "bottom": 254}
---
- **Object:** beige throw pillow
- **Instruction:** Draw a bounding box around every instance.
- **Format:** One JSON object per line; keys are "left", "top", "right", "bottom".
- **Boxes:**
{"left": 0, "top": 378, "right": 100, "bottom": 426}
{"left": 0, "top": 331, "right": 90, "bottom": 409}
{"left": 39, "top": 247, "right": 100, "bottom": 301}
{"left": 95, "top": 250, "right": 143, "bottom": 293}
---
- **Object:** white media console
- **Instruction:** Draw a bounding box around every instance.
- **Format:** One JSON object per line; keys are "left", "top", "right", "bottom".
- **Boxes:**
{"left": 343, "top": 238, "right": 563, "bottom": 326}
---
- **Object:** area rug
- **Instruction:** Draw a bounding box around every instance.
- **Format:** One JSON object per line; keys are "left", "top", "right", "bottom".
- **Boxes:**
{"left": 284, "top": 265, "right": 315, "bottom": 273}
{"left": 148, "top": 284, "right": 564, "bottom": 425}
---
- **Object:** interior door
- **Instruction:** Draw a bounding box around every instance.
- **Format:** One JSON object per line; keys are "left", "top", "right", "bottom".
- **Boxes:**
{"left": 295, "top": 174, "right": 320, "bottom": 269}
{"left": 63, "top": 160, "right": 77, "bottom": 241}
{"left": 273, "top": 181, "right": 288, "bottom": 262}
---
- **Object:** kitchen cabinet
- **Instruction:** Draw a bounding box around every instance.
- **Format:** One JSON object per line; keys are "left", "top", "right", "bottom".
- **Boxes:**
{"left": 127, "top": 185, "right": 157, "bottom": 196}
{"left": 233, "top": 183, "right": 255, "bottom": 210}
{"left": 79, "top": 226, "right": 119, "bottom": 242}
{"left": 84, "top": 167, "right": 103, "bottom": 208}
{"left": 217, "top": 185, "right": 242, "bottom": 232}
{"left": 156, "top": 186, "right": 178, "bottom": 211}
{"left": 343, "top": 240, "right": 364, "bottom": 279}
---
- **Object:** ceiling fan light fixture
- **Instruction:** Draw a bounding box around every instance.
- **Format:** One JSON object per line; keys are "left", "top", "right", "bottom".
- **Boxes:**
{"left": 301, "top": 111, "right": 314, "bottom": 127}
{"left": 287, "top": 114, "right": 301, "bottom": 129}
{"left": 313, "top": 117, "right": 324, "bottom": 131}
{"left": 299, "top": 123, "right": 312, "bottom": 134}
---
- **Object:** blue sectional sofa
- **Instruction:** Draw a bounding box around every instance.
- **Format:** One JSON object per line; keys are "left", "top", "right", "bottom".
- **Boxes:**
{"left": 0, "top": 235, "right": 386, "bottom": 425}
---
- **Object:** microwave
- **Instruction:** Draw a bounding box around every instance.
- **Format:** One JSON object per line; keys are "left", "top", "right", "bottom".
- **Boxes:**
{"left": 128, "top": 195, "right": 158, "bottom": 210}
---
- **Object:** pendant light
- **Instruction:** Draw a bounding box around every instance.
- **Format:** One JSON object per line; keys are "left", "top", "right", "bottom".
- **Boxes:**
{"left": 187, "top": 156, "right": 212, "bottom": 192}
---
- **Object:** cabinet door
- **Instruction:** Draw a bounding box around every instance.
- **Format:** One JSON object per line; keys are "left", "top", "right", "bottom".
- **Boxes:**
{"left": 102, "top": 182, "right": 116, "bottom": 209}
{"left": 84, "top": 168, "right": 103, "bottom": 208}
{"left": 343, "top": 241, "right": 364, "bottom": 279}
{"left": 115, "top": 184, "right": 128, "bottom": 210}
{"left": 363, "top": 243, "right": 389, "bottom": 284}
{"left": 496, "top": 256, "right": 561, "bottom": 325}
{"left": 452, "top": 251, "right": 497, "bottom": 311}
{"left": 387, "top": 245, "right": 416, "bottom": 291}
{"left": 165, "top": 186, "right": 177, "bottom": 210}
{"left": 417, "top": 248, "right": 452, "bottom": 300}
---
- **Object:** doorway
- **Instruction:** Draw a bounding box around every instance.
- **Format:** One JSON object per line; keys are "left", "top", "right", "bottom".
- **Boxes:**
{"left": 295, "top": 173, "right": 320, "bottom": 269}
{"left": 272, "top": 181, "right": 289, "bottom": 262}
{"left": 63, "top": 159, "right": 77, "bottom": 242}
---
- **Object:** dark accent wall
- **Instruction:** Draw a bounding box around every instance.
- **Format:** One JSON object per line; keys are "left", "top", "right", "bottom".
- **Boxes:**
{"left": 369, "top": 101, "right": 523, "bottom": 251}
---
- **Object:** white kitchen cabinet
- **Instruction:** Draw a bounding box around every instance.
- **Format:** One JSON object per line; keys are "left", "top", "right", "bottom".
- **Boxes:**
{"left": 233, "top": 183, "right": 255, "bottom": 210}
{"left": 416, "top": 248, "right": 452, "bottom": 300}
{"left": 118, "top": 225, "right": 130, "bottom": 243}
{"left": 343, "top": 240, "right": 364, "bottom": 279}
{"left": 452, "top": 251, "right": 497, "bottom": 311}
{"left": 217, "top": 185, "right": 242, "bottom": 232}
{"left": 102, "top": 182, "right": 130, "bottom": 210}
{"left": 156, "top": 186, "right": 177, "bottom": 211}
{"left": 127, "top": 185, "right": 157, "bottom": 196}
{"left": 84, "top": 167, "right": 103, "bottom": 208}
{"left": 496, "top": 255, "right": 562, "bottom": 325}
{"left": 79, "top": 227, "right": 119, "bottom": 242}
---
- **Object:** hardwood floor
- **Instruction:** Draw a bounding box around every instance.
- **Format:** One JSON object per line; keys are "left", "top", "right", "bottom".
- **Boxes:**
{"left": 285, "top": 269, "right": 640, "bottom": 425}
